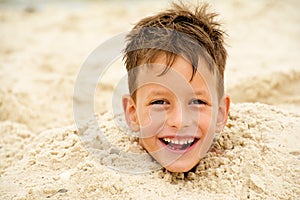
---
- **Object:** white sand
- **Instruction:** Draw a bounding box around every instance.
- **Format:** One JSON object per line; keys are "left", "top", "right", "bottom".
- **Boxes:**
{"left": 1, "top": 0, "right": 299, "bottom": 199}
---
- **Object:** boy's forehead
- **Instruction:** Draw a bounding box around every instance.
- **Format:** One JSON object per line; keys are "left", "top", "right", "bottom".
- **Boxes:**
{"left": 137, "top": 54, "right": 216, "bottom": 83}
{"left": 133, "top": 55, "right": 218, "bottom": 99}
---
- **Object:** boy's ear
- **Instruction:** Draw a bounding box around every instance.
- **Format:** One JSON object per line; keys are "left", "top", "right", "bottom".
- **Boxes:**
{"left": 122, "top": 95, "right": 140, "bottom": 132}
{"left": 215, "top": 95, "right": 230, "bottom": 133}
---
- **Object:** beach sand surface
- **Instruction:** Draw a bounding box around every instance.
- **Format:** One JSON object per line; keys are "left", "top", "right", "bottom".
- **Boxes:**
{"left": 0, "top": 0, "right": 299, "bottom": 199}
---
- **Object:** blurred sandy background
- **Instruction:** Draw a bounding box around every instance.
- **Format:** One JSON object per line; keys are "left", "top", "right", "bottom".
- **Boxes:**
{"left": 0, "top": 0, "right": 299, "bottom": 199}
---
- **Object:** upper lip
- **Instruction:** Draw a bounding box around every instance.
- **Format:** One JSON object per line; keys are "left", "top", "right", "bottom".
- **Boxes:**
{"left": 158, "top": 133, "right": 202, "bottom": 140}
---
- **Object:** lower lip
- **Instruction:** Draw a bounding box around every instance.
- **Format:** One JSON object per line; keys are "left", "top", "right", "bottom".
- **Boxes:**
{"left": 159, "top": 139, "right": 199, "bottom": 154}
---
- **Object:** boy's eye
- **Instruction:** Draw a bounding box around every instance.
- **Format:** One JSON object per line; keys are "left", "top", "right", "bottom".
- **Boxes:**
{"left": 190, "top": 99, "right": 207, "bottom": 105}
{"left": 150, "top": 100, "right": 169, "bottom": 105}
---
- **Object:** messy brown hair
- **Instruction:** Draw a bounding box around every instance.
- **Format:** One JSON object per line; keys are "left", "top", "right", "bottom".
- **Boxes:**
{"left": 123, "top": 2, "right": 227, "bottom": 101}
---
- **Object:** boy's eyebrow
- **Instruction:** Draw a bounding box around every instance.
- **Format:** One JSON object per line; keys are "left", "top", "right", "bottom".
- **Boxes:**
{"left": 192, "top": 89, "right": 208, "bottom": 96}
{"left": 146, "top": 89, "right": 167, "bottom": 97}
{"left": 144, "top": 87, "right": 208, "bottom": 98}
{"left": 143, "top": 88, "right": 172, "bottom": 99}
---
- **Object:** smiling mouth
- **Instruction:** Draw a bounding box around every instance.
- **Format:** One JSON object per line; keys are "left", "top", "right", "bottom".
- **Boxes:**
{"left": 159, "top": 137, "right": 199, "bottom": 151}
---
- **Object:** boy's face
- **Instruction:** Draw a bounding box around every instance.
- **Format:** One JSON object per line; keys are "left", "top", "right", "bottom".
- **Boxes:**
{"left": 123, "top": 55, "right": 230, "bottom": 172}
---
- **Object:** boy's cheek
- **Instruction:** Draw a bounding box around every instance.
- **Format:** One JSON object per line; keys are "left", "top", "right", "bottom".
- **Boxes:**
{"left": 138, "top": 108, "right": 167, "bottom": 137}
{"left": 197, "top": 112, "right": 213, "bottom": 131}
{"left": 139, "top": 119, "right": 164, "bottom": 139}
{"left": 138, "top": 137, "right": 158, "bottom": 154}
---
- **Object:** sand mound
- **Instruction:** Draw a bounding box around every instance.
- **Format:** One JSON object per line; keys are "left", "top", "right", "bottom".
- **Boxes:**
{"left": 1, "top": 0, "right": 300, "bottom": 199}
{"left": 0, "top": 121, "right": 32, "bottom": 173}
{"left": 0, "top": 88, "right": 37, "bottom": 130}
{"left": 228, "top": 70, "right": 300, "bottom": 106}
{"left": 1, "top": 103, "right": 299, "bottom": 199}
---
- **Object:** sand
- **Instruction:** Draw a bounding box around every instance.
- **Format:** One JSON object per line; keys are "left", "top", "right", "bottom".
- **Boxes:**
{"left": 1, "top": 0, "right": 300, "bottom": 199}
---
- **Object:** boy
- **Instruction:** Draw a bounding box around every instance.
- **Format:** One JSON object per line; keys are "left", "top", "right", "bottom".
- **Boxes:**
{"left": 122, "top": 2, "right": 230, "bottom": 172}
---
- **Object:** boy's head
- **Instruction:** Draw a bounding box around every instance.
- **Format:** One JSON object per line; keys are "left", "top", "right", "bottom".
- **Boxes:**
{"left": 122, "top": 2, "right": 230, "bottom": 172}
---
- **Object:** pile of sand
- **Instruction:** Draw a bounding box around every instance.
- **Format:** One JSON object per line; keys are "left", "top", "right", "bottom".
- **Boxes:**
{"left": 1, "top": 103, "right": 299, "bottom": 199}
{"left": 1, "top": 0, "right": 300, "bottom": 199}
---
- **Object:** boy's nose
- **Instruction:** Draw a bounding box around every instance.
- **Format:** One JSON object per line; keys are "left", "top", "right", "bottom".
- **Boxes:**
{"left": 166, "top": 104, "right": 193, "bottom": 130}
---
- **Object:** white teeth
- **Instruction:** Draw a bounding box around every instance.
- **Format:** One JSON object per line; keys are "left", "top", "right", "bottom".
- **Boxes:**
{"left": 162, "top": 138, "right": 195, "bottom": 145}
{"left": 163, "top": 138, "right": 171, "bottom": 143}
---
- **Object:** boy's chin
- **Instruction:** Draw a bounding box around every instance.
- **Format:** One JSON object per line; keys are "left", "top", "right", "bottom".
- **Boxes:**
{"left": 163, "top": 161, "right": 198, "bottom": 173}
